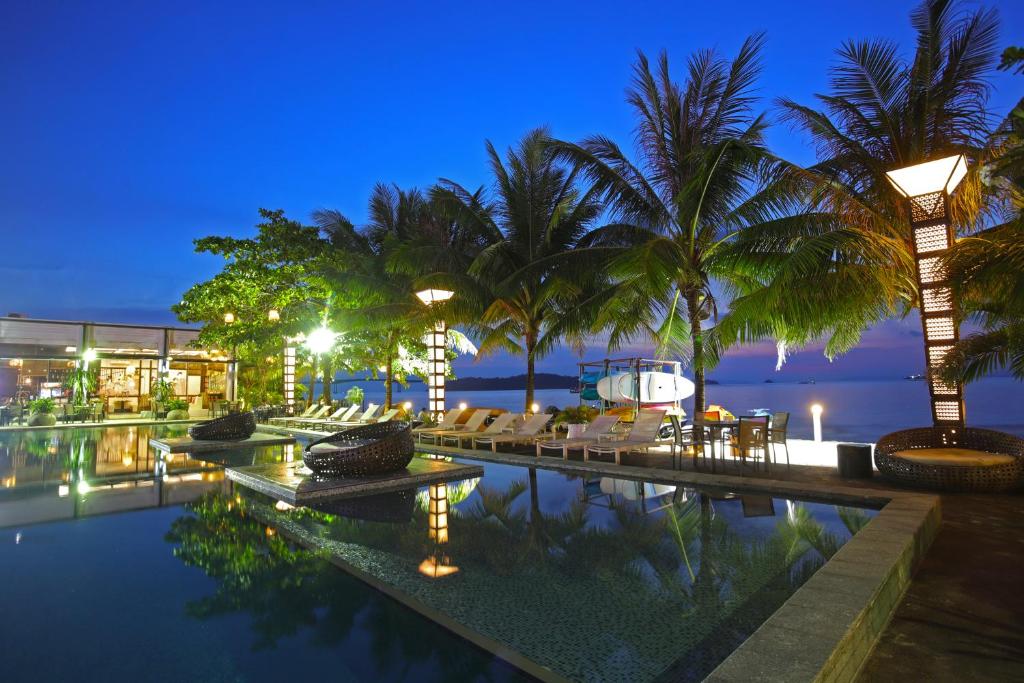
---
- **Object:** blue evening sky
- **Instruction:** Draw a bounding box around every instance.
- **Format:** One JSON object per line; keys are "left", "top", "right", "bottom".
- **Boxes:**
{"left": 2, "top": 1, "right": 1021, "bottom": 381}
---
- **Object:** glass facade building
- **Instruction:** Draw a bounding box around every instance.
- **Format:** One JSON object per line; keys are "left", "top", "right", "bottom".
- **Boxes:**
{"left": 0, "top": 317, "right": 235, "bottom": 414}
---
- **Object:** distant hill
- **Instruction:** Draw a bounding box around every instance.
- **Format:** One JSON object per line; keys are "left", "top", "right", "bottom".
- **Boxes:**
{"left": 448, "top": 373, "right": 576, "bottom": 390}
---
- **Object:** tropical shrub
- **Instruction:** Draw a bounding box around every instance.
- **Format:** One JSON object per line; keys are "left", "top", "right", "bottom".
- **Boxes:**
{"left": 344, "top": 385, "right": 364, "bottom": 407}
{"left": 166, "top": 398, "right": 189, "bottom": 412}
{"left": 553, "top": 405, "right": 597, "bottom": 427}
{"left": 29, "top": 398, "right": 55, "bottom": 414}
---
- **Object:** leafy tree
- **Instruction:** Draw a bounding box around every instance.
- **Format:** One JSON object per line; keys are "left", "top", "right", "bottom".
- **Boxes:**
{"left": 175, "top": 209, "right": 333, "bottom": 405}
{"left": 723, "top": 0, "right": 1001, "bottom": 376}
{"left": 551, "top": 37, "right": 778, "bottom": 415}
{"left": 441, "top": 128, "right": 605, "bottom": 410}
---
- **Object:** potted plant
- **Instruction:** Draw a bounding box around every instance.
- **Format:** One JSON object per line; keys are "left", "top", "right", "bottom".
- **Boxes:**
{"left": 165, "top": 397, "right": 191, "bottom": 421}
{"left": 554, "top": 405, "right": 596, "bottom": 438}
{"left": 28, "top": 398, "right": 57, "bottom": 427}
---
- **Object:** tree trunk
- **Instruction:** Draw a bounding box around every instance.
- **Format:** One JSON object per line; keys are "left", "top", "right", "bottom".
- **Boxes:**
{"left": 384, "top": 355, "right": 394, "bottom": 409}
{"left": 686, "top": 290, "right": 706, "bottom": 417}
{"left": 525, "top": 333, "right": 536, "bottom": 413}
{"left": 322, "top": 360, "right": 332, "bottom": 404}
{"left": 307, "top": 356, "right": 318, "bottom": 408}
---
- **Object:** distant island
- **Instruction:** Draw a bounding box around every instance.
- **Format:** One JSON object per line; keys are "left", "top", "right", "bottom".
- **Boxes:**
{"left": 448, "top": 373, "right": 577, "bottom": 390}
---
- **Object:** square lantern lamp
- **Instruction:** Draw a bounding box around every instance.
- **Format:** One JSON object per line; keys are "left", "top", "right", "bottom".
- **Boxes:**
{"left": 885, "top": 154, "right": 968, "bottom": 428}
{"left": 416, "top": 289, "right": 454, "bottom": 419}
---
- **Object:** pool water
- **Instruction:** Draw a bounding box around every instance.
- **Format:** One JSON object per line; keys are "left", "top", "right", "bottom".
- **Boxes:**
{"left": 0, "top": 426, "right": 877, "bottom": 682}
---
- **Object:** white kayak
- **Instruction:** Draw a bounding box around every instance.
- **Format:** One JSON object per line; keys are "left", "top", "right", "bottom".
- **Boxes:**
{"left": 596, "top": 371, "right": 695, "bottom": 404}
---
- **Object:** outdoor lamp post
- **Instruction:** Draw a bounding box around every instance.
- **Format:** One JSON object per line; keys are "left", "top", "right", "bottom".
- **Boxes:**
{"left": 886, "top": 154, "right": 968, "bottom": 428}
{"left": 416, "top": 289, "right": 454, "bottom": 420}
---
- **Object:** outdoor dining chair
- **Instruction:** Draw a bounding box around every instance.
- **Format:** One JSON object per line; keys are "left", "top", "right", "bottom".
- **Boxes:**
{"left": 769, "top": 412, "right": 790, "bottom": 470}
{"left": 729, "top": 416, "right": 770, "bottom": 474}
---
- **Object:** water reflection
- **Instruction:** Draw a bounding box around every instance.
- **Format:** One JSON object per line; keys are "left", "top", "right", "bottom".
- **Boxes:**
{"left": 181, "top": 465, "right": 874, "bottom": 682}
{"left": 165, "top": 491, "right": 523, "bottom": 680}
{"left": 0, "top": 425, "right": 292, "bottom": 528}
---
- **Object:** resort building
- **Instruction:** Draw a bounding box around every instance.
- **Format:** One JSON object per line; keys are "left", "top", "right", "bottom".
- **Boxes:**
{"left": 0, "top": 316, "right": 236, "bottom": 414}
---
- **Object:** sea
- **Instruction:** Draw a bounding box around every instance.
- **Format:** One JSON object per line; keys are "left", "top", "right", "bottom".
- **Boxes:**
{"left": 315, "top": 376, "right": 1023, "bottom": 444}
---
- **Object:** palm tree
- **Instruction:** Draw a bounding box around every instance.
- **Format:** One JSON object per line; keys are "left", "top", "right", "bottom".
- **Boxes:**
{"left": 722, "top": 0, "right": 1001, "bottom": 373}
{"left": 941, "top": 83, "right": 1024, "bottom": 382}
{"left": 315, "top": 184, "right": 483, "bottom": 408}
{"left": 551, "top": 35, "right": 778, "bottom": 415}
{"left": 440, "top": 128, "right": 605, "bottom": 411}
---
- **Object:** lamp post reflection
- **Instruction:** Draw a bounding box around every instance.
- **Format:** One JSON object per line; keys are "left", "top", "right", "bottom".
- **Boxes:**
{"left": 418, "top": 482, "right": 459, "bottom": 578}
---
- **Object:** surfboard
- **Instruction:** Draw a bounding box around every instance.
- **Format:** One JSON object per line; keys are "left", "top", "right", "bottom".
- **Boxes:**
{"left": 596, "top": 371, "right": 695, "bottom": 404}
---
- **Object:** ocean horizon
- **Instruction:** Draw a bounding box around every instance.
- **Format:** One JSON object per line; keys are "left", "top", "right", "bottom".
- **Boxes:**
{"left": 310, "top": 375, "right": 1024, "bottom": 444}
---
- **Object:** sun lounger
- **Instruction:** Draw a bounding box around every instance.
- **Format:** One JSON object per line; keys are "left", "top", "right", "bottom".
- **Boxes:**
{"left": 317, "top": 403, "right": 380, "bottom": 431}
{"left": 584, "top": 408, "right": 668, "bottom": 464}
{"left": 289, "top": 404, "right": 358, "bottom": 427}
{"left": 419, "top": 409, "right": 488, "bottom": 445}
{"left": 535, "top": 414, "right": 621, "bottom": 458}
{"left": 439, "top": 412, "right": 518, "bottom": 447}
{"left": 413, "top": 408, "right": 466, "bottom": 442}
{"left": 472, "top": 413, "right": 553, "bottom": 452}
{"left": 268, "top": 403, "right": 325, "bottom": 424}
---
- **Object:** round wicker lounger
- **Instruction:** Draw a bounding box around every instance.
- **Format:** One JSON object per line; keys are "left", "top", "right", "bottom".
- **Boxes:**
{"left": 304, "top": 421, "right": 414, "bottom": 478}
{"left": 875, "top": 427, "right": 1024, "bottom": 493}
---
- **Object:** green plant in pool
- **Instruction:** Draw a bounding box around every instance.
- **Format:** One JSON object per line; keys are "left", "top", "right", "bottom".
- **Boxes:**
{"left": 344, "top": 385, "right": 364, "bottom": 407}
{"left": 27, "top": 397, "right": 57, "bottom": 426}
{"left": 165, "top": 397, "right": 191, "bottom": 421}
{"left": 29, "top": 398, "right": 55, "bottom": 414}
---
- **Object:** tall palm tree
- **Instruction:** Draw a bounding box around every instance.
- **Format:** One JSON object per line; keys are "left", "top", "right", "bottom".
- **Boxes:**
{"left": 440, "top": 128, "right": 605, "bottom": 410}
{"left": 316, "top": 184, "right": 485, "bottom": 408}
{"left": 551, "top": 35, "right": 778, "bottom": 415}
{"left": 722, "top": 0, "right": 1001, "bottom": 372}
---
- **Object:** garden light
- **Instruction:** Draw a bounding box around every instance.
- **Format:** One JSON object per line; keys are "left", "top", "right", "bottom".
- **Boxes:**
{"left": 886, "top": 154, "right": 968, "bottom": 427}
{"left": 811, "top": 403, "right": 823, "bottom": 443}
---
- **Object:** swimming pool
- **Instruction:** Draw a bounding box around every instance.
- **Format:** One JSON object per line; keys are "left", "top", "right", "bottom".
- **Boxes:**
{"left": 0, "top": 425, "right": 877, "bottom": 681}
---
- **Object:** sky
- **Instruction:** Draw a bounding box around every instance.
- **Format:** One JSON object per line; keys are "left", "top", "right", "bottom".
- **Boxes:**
{"left": 1, "top": 0, "right": 1021, "bottom": 381}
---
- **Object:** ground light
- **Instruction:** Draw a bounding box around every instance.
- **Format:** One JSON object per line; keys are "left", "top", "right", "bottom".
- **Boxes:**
{"left": 811, "top": 403, "right": 824, "bottom": 443}
{"left": 885, "top": 154, "right": 967, "bottom": 428}
{"left": 458, "top": 401, "right": 468, "bottom": 411}
{"left": 417, "top": 289, "right": 454, "bottom": 420}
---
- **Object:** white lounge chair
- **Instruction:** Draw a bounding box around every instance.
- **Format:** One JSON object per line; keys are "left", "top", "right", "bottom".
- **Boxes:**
{"left": 269, "top": 403, "right": 324, "bottom": 424}
{"left": 535, "top": 414, "right": 621, "bottom": 458}
{"left": 440, "top": 412, "right": 518, "bottom": 448}
{"left": 413, "top": 408, "right": 466, "bottom": 442}
{"left": 291, "top": 404, "right": 357, "bottom": 427}
{"left": 321, "top": 403, "right": 380, "bottom": 430}
{"left": 419, "top": 409, "right": 488, "bottom": 445}
{"left": 472, "top": 413, "right": 553, "bottom": 452}
{"left": 584, "top": 408, "right": 668, "bottom": 464}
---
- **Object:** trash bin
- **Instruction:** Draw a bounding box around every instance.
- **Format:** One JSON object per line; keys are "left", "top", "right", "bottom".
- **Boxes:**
{"left": 837, "top": 443, "right": 873, "bottom": 479}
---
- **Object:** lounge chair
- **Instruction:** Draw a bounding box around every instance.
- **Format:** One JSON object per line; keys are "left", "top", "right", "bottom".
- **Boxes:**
{"left": 374, "top": 408, "right": 401, "bottom": 423}
{"left": 290, "top": 404, "right": 358, "bottom": 427}
{"left": 419, "top": 409, "right": 487, "bottom": 445}
{"left": 413, "top": 408, "right": 465, "bottom": 442}
{"left": 318, "top": 403, "right": 380, "bottom": 431}
{"left": 472, "top": 413, "right": 553, "bottom": 452}
{"left": 440, "top": 412, "right": 518, "bottom": 448}
{"left": 535, "top": 414, "right": 621, "bottom": 458}
{"left": 268, "top": 403, "right": 322, "bottom": 424}
{"left": 584, "top": 409, "right": 668, "bottom": 464}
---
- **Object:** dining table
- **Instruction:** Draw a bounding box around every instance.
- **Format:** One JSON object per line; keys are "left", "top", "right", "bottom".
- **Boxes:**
{"left": 693, "top": 419, "right": 739, "bottom": 473}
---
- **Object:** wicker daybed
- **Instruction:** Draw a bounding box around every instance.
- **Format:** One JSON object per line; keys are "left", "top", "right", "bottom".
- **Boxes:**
{"left": 188, "top": 411, "right": 257, "bottom": 441}
{"left": 303, "top": 421, "right": 414, "bottom": 478}
{"left": 874, "top": 427, "right": 1024, "bottom": 493}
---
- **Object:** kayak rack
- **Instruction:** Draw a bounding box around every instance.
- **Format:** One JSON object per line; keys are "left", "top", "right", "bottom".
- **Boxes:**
{"left": 577, "top": 357, "right": 684, "bottom": 417}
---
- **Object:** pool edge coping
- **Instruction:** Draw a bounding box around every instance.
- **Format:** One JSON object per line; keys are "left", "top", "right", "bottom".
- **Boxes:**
{"left": 417, "top": 444, "right": 940, "bottom": 683}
